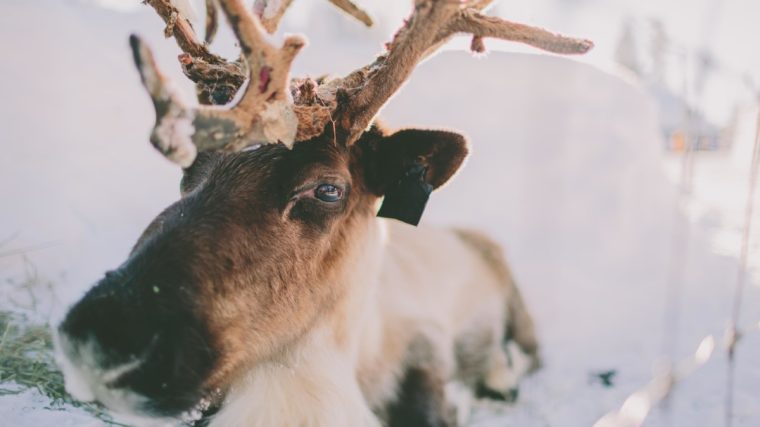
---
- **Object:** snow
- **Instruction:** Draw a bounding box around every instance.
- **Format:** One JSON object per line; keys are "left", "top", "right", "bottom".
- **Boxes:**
{"left": 1, "top": 0, "right": 759, "bottom": 426}
{"left": 0, "top": 389, "right": 99, "bottom": 427}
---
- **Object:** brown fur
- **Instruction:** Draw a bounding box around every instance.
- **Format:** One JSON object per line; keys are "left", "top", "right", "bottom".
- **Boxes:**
{"left": 57, "top": 124, "right": 477, "bottom": 421}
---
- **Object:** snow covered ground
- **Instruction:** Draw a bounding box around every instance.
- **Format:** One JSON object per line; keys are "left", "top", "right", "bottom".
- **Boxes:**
{"left": 1, "top": 0, "right": 759, "bottom": 426}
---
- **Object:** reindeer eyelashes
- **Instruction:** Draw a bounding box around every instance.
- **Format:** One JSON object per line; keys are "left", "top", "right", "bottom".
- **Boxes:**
{"left": 288, "top": 181, "right": 347, "bottom": 204}
{"left": 283, "top": 182, "right": 348, "bottom": 222}
{"left": 314, "top": 184, "right": 344, "bottom": 203}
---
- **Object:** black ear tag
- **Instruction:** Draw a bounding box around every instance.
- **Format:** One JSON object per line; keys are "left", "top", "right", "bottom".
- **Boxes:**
{"left": 377, "top": 164, "right": 433, "bottom": 226}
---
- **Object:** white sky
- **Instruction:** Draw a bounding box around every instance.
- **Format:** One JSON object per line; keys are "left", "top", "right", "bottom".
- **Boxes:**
{"left": 491, "top": 0, "right": 760, "bottom": 124}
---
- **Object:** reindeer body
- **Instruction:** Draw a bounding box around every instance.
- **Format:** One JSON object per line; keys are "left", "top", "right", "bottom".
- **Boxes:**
{"left": 208, "top": 220, "right": 538, "bottom": 427}
{"left": 56, "top": 1, "right": 589, "bottom": 425}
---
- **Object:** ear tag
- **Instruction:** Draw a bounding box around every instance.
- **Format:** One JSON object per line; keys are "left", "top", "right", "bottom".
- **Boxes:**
{"left": 377, "top": 164, "right": 433, "bottom": 226}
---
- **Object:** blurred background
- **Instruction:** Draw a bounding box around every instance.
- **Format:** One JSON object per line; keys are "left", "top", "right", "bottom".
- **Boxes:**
{"left": 1, "top": 0, "right": 759, "bottom": 425}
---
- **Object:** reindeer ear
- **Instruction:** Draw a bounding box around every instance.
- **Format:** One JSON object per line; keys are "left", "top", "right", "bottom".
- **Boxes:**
{"left": 363, "top": 129, "right": 469, "bottom": 226}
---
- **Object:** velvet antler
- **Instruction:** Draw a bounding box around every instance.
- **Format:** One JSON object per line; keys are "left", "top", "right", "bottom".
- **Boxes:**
{"left": 134, "top": 0, "right": 592, "bottom": 167}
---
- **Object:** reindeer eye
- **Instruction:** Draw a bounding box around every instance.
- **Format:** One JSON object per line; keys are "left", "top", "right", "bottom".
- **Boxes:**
{"left": 314, "top": 184, "right": 343, "bottom": 202}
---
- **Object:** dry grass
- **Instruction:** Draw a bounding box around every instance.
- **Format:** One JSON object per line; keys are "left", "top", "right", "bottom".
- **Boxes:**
{"left": 0, "top": 311, "right": 129, "bottom": 426}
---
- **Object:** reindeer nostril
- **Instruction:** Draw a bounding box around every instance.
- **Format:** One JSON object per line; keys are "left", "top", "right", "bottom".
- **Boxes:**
{"left": 58, "top": 270, "right": 214, "bottom": 417}
{"left": 60, "top": 285, "right": 160, "bottom": 365}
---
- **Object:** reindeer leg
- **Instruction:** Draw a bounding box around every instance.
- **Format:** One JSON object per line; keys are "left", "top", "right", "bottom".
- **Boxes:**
{"left": 452, "top": 227, "right": 541, "bottom": 389}
{"left": 476, "top": 342, "right": 522, "bottom": 403}
{"left": 386, "top": 334, "right": 457, "bottom": 427}
{"left": 505, "top": 277, "right": 541, "bottom": 371}
{"left": 476, "top": 275, "right": 542, "bottom": 402}
{"left": 387, "top": 365, "right": 452, "bottom": 427}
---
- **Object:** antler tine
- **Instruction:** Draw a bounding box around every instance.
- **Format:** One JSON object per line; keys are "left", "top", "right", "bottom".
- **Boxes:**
{"left": 255, "top": 0, "right": 373, "bottom": 34}
{"left": 133, "top": 0, "right": 310, "bottom": 167}
{"left": 145, "top": 0, "right": 220, "bottom": 63}
{"left": 131, "top": 34, "right": 254, "bottom": 168}
{"left": 209, "top": 0, "right": 306, "bottom": 149}
{"left": 331, "top": 0, "right": 594, "bottom": 145}
{"left": 130, "top": 35, "right": 198, "bottom": 168}
{"left": 205, "top": 0, "right": 219, "bottom": 44}
{"left": 217, "top": 0, "right": 305, "bottom": 116}
{"left": 145, "top": 0, "right": 245, "bottom": 106}
{"left": 254, "top": 0, "right": 294, "bottom": 33}
{"left": 447, "top": 10, "right": 595, "bottom": 55}
{"left": 328, "top": 0, "right": 373, "bottom": 27}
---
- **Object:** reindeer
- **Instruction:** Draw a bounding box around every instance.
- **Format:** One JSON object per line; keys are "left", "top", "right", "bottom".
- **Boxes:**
{"left": 54, "top": 1, "right": 592, "bottom": 426}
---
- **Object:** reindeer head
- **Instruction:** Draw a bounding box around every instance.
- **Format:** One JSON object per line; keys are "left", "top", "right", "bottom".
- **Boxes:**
{"left": 56, "top": 0, "right": 591, "bottom": 421}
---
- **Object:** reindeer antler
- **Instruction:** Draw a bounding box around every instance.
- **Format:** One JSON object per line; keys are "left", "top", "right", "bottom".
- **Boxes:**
{"left": 133, "top": 0, "right": 592, "bottom": 167}
{"left": 324, "top": 0, "right": 594, "bottom": 144}
{"left": 132, "top": 0, "right": 307, "bottom": 167}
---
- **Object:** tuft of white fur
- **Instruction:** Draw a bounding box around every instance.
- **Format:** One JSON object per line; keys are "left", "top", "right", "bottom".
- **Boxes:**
{"left": 54, "top": 333, "right": 96, "bottom": 402}
{"left": 53, "top": 333, "right": 153, "bottom": 422}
